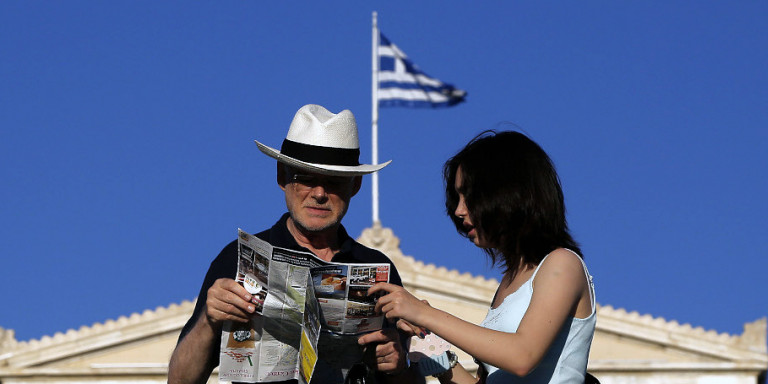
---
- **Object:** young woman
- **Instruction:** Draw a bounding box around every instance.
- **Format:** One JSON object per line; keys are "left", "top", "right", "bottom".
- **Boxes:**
{"left": 370, "top": 131, "right": 596, "bottom": 383}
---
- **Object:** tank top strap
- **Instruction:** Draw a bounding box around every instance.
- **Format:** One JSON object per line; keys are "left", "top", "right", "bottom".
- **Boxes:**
{"left": 530, "top": 253, "right": 551, "bottom": 281}
{"left": 562, "top": 248, "right": 596, "bottom": 309}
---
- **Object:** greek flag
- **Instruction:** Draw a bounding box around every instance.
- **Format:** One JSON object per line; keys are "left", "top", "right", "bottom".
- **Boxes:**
{"left": 377, "top": 32, "right": 466, "bottom": 108}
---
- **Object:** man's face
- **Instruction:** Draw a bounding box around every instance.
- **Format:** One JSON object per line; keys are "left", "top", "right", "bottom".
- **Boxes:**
{"left": 278, "top": 165, "right": 362, "bottom": 234}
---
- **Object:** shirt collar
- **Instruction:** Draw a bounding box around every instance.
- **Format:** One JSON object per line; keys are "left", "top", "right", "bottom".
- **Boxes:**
{"left": 271, "top": 212, "right": 354, "bottom": 259}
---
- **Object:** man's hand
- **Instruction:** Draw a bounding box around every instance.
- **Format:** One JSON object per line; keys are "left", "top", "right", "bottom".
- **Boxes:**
{"left": 204, "top": 278, "right": 258, "bottom": 327}
{"left": 169, "top": 278, "right": 257, "bottom": 384}
{"left": 357, "top": 328, "right": 407, "bottom": 375}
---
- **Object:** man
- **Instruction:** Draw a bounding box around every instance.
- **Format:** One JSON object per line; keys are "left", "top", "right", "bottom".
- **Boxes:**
{"left": 168, "top": 104, "right": 418, "bottom": 384}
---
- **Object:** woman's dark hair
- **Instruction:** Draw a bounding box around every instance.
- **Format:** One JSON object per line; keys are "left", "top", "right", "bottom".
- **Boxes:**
{"left": 444, "top": 130, "right": 581, "bottom": 275}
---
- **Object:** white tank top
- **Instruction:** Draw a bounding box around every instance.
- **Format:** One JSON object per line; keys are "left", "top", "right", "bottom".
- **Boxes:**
{"left": 479, "top": 249, "right": 596, "bottom": 384}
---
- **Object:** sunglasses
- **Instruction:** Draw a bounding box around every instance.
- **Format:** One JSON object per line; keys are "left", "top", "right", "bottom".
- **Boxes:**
{"left": 288, "top": 172, "right": 354, "bottom": 191}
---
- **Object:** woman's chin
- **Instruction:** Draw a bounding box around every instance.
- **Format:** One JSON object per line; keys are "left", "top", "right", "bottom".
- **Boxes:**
{"left": 469, "top": 234, "right": 489, "bottom": 248}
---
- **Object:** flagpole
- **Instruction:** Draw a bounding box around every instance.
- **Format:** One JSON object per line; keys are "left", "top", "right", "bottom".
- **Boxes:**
{"left": 371, "top": 11, "right": 381, "bottom": 226}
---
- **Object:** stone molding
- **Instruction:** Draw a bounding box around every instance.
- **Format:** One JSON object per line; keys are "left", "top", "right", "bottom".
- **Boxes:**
{"left": 1, "top": 224, "right": 765, "bottom": 382}
{"left": 596, "top": 305, "right": 766, "bottom": 364}
{"left": 0, "top": 301, "right": 194, "bottom": 369}
{"left": 357, "top": 222, "right": 768, "bottom": 372}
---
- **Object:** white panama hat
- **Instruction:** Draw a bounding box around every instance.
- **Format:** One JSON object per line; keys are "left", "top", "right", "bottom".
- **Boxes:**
{"left": 255, "top": 104, "right": 391, "bottom": 176}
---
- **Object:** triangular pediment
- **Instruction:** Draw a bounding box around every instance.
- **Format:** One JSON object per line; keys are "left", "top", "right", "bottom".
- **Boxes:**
{"left": 590, "top": 305, "right": 767, "bottom": 370}
{"left": 1, "top": 224, "right": 765, "bottom": 383}
{"left": 0, "top": 302, "right": 193, "bottom": 380}
{"left": 355, "top": 224, "right": 768, "bottom": 375}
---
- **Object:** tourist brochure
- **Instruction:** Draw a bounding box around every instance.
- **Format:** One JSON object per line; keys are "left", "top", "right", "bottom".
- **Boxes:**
{"left": 219, "top": 229, "right": 392, "bottom": 383}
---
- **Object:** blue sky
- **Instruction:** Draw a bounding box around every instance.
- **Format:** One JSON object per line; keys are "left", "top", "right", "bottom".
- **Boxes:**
{"left": 1, "top": 1, "right": 766, "bottom": 347}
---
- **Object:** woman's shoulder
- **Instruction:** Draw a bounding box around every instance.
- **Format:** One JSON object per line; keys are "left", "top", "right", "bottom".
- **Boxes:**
{"left": 536, "top": 248, "right": 587, "bottom": 279}
{"left": 531, "top": 248, "right": 592, "bottom": 310}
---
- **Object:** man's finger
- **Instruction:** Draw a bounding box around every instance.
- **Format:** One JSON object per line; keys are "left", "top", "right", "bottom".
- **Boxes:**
{"left": 210, "top": 287, "right": 254, "bottom": 313}
{"left": 208, "top": 306, "right": 250, "bottom": 323}
{"left": 357, "top": 330, "right": 385, "bottom": 345}
{"left": 357, "top": 328, "right": 398, "bottom": 345}
{"left": 214, "top": 278, "right": 253, "bottom": 302}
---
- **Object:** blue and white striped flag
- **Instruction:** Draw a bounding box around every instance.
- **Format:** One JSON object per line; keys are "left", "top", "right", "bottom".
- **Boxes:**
{"left": 377, "top": 32, "right": 466, "bottom": 108}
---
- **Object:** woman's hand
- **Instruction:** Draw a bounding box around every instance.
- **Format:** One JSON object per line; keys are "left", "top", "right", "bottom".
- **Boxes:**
{"left": 369, "top": 283, "right": 432, "bottom": 328}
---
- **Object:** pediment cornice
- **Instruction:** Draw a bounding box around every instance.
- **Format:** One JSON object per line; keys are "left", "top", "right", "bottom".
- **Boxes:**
{"left": 0, "top": 301, "right": 195, "bottom": 368}
{"left": 0, "top": 224, "right": 764, "bottom": 375}
{"left": 357, "top": 223, "right": 768, "bottom": 368}
{"left": 595, "top": 305, "right": 767, "bottom": 366}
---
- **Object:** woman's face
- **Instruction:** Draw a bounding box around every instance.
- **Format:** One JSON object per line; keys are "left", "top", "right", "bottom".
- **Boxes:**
{"left": 454, "top": 167, "right": 489, "bottom": 248}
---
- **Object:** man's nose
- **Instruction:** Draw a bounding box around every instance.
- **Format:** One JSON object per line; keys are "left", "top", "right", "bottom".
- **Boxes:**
{"left": 310, "top": 185, "right": 328, "bottom": 201}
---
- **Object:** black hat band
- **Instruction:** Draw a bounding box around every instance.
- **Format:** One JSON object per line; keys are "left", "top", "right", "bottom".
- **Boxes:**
{"left": 280, "top": 139, "right": 360, "bottom": 166}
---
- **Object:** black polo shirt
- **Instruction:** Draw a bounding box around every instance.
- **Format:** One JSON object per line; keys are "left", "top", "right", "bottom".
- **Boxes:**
{"left": 179, "top": 213, "right": 404, "bottom": 383}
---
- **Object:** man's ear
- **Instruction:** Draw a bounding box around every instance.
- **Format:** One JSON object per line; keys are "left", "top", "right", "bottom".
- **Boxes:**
{"left": 350, "top": 176, "right": 363, "bottom": 197}
{"left": 277, "top": 163, "right": 287, "bottom": 191}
